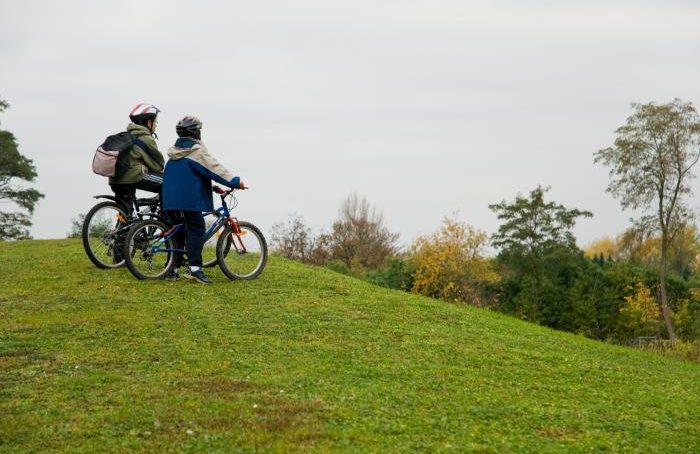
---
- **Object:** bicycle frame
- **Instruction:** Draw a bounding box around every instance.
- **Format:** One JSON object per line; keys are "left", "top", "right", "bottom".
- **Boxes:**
{"left": 92, "top": 194, "right": 161, "bottom": 220}
{"left": 145, "top": 190, "right": 247, "bottom": 256}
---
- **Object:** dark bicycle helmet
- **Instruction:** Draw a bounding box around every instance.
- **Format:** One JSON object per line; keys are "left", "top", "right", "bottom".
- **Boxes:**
{"left": 176, "top": 115, "right": 203, "bottom": 139}
{"left": 129, "top": 102, "right": 160, "bottom": 127}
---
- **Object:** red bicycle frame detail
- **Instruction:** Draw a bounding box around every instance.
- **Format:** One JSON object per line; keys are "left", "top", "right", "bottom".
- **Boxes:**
{"left": 161, "top": 225, "right": 178, "bottom": 239}
{"left": 227, "top": 217, "right": 247, "bottom": 253}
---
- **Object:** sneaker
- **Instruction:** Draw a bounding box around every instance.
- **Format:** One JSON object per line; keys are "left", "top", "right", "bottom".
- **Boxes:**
{"left": 165, "top": 269, "right": 180, "bottom": 281}
{"left": 185, "top": 268, "right": 212, "bottom": 284}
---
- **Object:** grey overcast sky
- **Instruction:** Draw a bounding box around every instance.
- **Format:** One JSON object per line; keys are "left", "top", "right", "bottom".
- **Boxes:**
{"left": 1, "top": 0, "right": 699, "bottom": 247}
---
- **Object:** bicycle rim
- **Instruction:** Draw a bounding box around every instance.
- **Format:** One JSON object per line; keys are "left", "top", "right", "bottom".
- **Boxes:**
{"left": 124, "top": 220, "right": 175, "bottom": 279}
{"left": 82, "top": 201, "right": 129, "bottom": 269}
{"left": 216, "top": 221, "right": 267, "bottom": 280}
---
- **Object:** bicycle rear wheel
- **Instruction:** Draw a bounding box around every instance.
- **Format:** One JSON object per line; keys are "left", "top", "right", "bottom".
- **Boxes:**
{"left": 216, "top": 221, "right": 267, "bottom": 280}
{"left": 124, "top": 219, "right": 176, "bottom": 279}
{"left": 82, "top": 201, "right": 129, "bottom": 269}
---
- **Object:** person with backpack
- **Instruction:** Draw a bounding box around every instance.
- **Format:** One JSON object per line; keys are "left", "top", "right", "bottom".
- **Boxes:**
{"left": 108, "top": 103, "right": 165, "bottom": 204}
{"left": 162, "top": 115, "right": 246, "bottom": 284}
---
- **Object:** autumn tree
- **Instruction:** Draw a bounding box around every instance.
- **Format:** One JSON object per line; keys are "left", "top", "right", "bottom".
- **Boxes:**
{"left": 594, "top": 99, "right": 700, "bottom": 343}
{"left": 616, "top": 225, "right": 700, "bottom": 277}
{"left": 0, "top": 98, "right": 44, "bottom": 240}
{"left": 409, "top": 217, "right": 499, "bottom": 306}
{"left": 619, "top": 279, "right": 662, "bottom": 339}
{"left": 583, "top": 236, "right": 618, "bottom": 261}
{"left": 667, "top": 225, "right": 700, "bottom": 277}
{"left": 616, "top": 227, "right": 657, "bottom": 265}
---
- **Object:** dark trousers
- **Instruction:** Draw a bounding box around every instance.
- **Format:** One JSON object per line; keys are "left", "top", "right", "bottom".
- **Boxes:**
{"left": 110, "top": 172, "right": 163, "bottom": 214}
{"left": 167, "top": 210, "right": 206, "bottom": 268}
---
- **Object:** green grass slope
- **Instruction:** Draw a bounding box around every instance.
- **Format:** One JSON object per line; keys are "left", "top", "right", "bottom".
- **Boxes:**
{"left": 1, "top": 239, "right": 699, "bottom": 453}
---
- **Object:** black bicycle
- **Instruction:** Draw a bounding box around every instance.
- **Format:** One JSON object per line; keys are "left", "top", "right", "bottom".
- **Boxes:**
{"left": 123, "top": 187, "right": 267, "bottom": 280}
{"left": 81, "top": 194, "right": 161, "bottom": 269}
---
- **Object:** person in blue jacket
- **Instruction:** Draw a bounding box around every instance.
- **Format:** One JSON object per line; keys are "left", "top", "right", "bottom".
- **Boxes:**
{"left": 162, "top": 115, "right": 246, "bottom": 284}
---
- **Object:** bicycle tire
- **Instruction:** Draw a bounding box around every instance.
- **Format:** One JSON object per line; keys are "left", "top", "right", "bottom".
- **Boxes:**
{"left": 82, "top": 201, "right": 129, "bottom": 269}
{"left": 216, "top": 221, "right": 268, "bottom": 280}
{"left": 123, "top": 219, "right": 176, "bottom": 280}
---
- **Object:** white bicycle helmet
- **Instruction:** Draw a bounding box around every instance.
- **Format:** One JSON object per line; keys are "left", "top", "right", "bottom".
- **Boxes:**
{"left": 129, "top": 102, "right": 160, "bottom": 125}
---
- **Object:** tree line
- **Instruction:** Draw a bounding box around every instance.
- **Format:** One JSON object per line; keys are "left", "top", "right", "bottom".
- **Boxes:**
{"left": 271, "top": 99, "right": 700, "bottom": 361}
{"left": 2, "top": 93, "right": 699, "bottom": 359}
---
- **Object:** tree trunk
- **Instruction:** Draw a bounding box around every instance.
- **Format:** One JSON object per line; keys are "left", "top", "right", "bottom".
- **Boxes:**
{"left": 659, "top": 239, "right": 678, "bottom": 344}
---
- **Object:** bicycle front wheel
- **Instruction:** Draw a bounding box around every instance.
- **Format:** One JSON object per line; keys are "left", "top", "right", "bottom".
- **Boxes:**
{"left": 124, "top": 219, "right": 176, "bottom": 279}
{"left": 82, "top": 201, "right": 129, "bottom": 269}
{"left": 216, "top": 221, "right": 267, "bottom": 280}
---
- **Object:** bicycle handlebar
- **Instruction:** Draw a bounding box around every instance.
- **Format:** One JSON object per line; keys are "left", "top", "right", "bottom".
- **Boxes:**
{"left": 212, "top": 185, "right": 248, "bottom": 195}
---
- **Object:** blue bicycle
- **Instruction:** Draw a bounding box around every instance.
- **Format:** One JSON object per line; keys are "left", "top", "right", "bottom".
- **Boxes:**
{"left": 122, "top": 187, "right": 267, "bottom": 280}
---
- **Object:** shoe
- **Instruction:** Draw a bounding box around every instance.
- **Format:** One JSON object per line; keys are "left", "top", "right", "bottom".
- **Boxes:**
{"left": 185, "top": 269, "right": 212, "bottom": 284}
{"left": 165, "top": 269, "right": 180, "bottom": 281}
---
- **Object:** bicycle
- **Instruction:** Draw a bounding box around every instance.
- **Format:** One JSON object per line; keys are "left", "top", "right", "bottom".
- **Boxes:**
{"left": 122, "top": 187, "right": 267, "bottom": 281}
{"left": 82, "top": 194, "right": 223, "bottom": 270}
{"left": 81, "top": 193, "right": 161, "bottom": 269}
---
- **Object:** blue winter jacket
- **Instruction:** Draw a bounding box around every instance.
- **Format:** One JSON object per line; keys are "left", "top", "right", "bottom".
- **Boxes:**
{"left": 162, "top": 138, "right": 241, "bottom": 212}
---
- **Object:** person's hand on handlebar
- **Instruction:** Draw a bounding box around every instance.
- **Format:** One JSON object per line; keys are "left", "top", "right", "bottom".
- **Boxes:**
{"left": 213, "top": 182, "right": 247, "bottom": 194}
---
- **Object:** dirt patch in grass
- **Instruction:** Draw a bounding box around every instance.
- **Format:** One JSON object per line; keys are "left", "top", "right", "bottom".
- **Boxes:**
{"left": 0, "top": 355, "right": 24, "bottom": 369}
{"left": 537, "top": 425, "right": 581, "bottom": 440}
{"left": 190, "top": 377, "right": 325, "bottom": 447}
{"left": 195, "top": 377, "right": 266, "bottom": 394}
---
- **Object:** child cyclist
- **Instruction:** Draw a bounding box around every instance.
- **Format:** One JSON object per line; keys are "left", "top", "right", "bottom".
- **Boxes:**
{"left": 162, "top": 116, "right": 246, "bottom": 284}
{"left": 109, "top": 103, "right": 165, "bottom": 205}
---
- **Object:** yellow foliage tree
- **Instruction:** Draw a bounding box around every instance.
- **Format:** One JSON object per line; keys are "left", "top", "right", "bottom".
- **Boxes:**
{"left": 616, "top": 225, "right": 700, "bottom": 275}
{"left": 617, "top": 228, "right": 659, "bottom": 264}
{"left": 673, "top": 288, "right": 700, "bottom": 341}
{"left": 620, "top": 279, "right": 660, "bottom": 337}
{"left": 583, "top": 236, "right": 618, "bottom": 260}
{"left": 409, "top": 217, "right": 499, "bottom": 306}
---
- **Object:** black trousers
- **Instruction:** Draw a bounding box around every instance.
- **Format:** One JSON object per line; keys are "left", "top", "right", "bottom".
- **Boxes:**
{"left": 110, "top": 172, "right": 163, "bottom": 213}
{"left": 167, "top": 210, "right": 206, "bottom": 268}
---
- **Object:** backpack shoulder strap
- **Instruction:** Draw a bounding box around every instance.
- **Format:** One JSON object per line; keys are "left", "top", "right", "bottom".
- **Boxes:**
{"left": 131, "top": 136, "right": 162, "bottom": 163}
{"left": 132, "top": 137, "right": 149, "bottom": 152}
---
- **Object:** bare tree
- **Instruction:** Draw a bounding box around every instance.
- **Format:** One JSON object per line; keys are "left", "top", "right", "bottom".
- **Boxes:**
{"left": 270, "top": 213, "right": 314, "bottom": 262}
{"left": 270, "top": 195, "right": 399, "bottom": 272}
{"left": 328, "top": 193, "right": 399, "bottom": 271}
{"left": 594, "top": 99, "right": 700, "bottom": 343}
{"left": 270, "top": 213, "right": 333, "bottom": 266}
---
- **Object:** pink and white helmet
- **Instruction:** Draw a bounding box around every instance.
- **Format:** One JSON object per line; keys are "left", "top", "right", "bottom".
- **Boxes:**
{"left": 129, "top": 102, "right": 160, "bottom": 122}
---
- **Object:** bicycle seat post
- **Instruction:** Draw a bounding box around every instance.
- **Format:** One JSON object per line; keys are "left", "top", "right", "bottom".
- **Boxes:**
{"left": 119, "top": 193, "right": 136, "bottom": 218}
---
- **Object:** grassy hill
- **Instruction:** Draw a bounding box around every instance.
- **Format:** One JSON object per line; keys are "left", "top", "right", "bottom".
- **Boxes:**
{"left": 1, "top": 239, "right": 699, "bottom": 453}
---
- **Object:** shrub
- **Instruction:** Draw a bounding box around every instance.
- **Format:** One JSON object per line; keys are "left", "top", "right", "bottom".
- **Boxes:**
{"left": 409, "top": 217, "right": 499, "bottom": 306}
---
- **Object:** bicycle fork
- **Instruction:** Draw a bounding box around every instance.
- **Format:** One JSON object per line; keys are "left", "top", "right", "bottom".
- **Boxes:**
{"left": 227, "top": 218, "right": 247, "bottom": 254}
